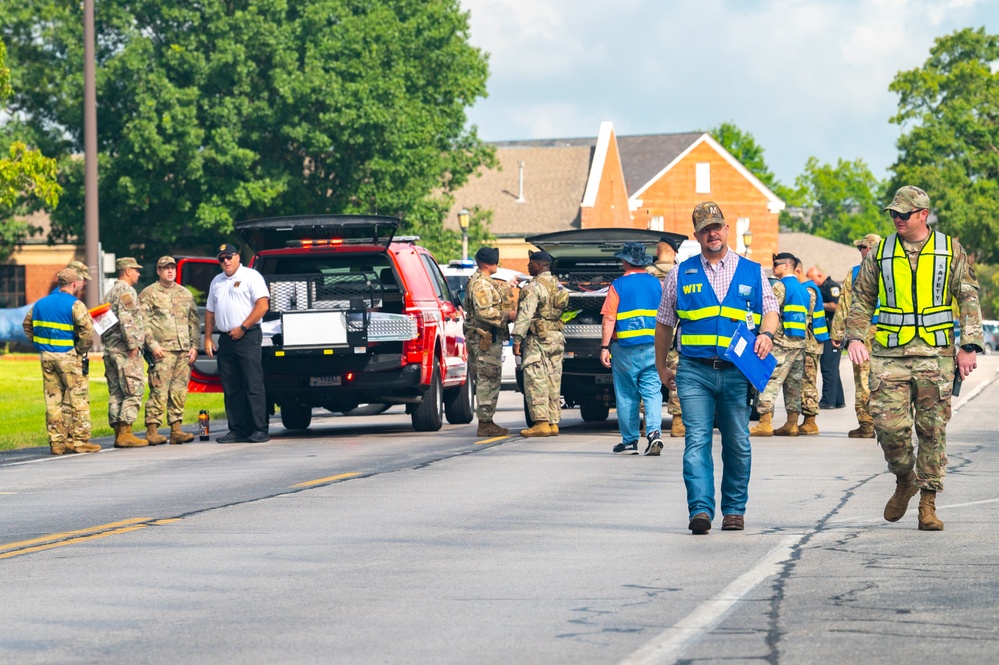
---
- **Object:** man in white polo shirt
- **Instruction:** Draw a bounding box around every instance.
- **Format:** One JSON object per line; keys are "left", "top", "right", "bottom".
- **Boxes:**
{"left": 204, "top": 243, "right": 271, "bottom": 443}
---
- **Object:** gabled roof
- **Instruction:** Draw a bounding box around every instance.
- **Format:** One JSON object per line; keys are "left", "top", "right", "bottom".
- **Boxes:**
{"left": 778, "top": 232, "right": 859, "bottom": 283}
{"left": 447, "top": 145, "right": 593, "bottom": 236}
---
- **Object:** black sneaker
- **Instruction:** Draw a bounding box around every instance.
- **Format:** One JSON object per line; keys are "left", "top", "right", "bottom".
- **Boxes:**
{"left": 216, "top": 431, "right": 250, "bottom": 443}
{"left": 613, "top": 441, "right": 639, "bottom": 455}
{"left": 248, "top": 431, "right": 270, "bottom": 443}
{"left": 644, "top": 430, "right": 664, "bottom": 456}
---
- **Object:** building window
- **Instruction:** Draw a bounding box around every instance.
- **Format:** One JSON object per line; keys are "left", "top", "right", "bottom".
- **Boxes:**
{"left": 0, "top": 265, "right": 26, "bottom": 308}
{"left": 695, "top": 162, "right": 711, "bottom": 193}
{"left": 648, "top": 216, "right": 664, "bottom": 232}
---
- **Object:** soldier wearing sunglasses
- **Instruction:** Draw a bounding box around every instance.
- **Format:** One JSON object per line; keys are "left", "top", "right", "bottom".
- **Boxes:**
{"left": 845, "top": 186, "right": 983, "bottom": 532}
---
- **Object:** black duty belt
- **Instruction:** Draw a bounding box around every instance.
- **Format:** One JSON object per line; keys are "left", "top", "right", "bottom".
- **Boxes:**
{"left": 687, "top": 356, "right": 734, "bottom": 369}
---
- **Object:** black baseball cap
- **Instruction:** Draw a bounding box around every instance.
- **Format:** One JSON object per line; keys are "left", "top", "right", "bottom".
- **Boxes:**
{"left": 216, "top": 243, "right": 239, "bottom": 258}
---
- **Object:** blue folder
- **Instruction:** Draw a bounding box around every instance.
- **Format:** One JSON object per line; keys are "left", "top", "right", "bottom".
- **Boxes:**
{"left": 723, "top": 322, "right": 777, "bottom": 393}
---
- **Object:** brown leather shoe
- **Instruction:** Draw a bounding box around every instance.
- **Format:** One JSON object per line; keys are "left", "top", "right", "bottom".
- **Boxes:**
{"left": 688, "top": 512, "right": 711, "bottom": 535}
{"left": 722, "top": 515, "right": 745, "bottom": 531}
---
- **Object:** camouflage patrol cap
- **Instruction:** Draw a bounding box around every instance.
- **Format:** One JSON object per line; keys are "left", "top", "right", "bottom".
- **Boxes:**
{"left": 156, "top": 255, "right": 177, "bottom": 268}
{"left": 116, "top": 257, "right": 143, "bottom": 271}
{"left": 67, "top": 260, "right": 92, "bottom": 280}
{"left": 885, "top": 186, "right": 930, "bottom": 213}
{"left": 56, "top": 267, "right": 80, "bottom": 285}
{"left": 692, "top": 202, "right": 725, "bottom": 233}
{"left": 853, "top": 233, "right": 882, "bottom": 249}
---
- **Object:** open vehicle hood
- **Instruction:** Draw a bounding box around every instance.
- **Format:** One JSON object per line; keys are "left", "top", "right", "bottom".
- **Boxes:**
{"left": 234, "top": 215, "right": 401, "bottom": 254}
{"left": 527, "top": 228, "right": 688, "bottom": 262}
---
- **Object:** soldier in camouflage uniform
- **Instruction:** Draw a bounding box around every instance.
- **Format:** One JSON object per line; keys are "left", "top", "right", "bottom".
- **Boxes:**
{"left": 846, "top": 186, "right": 983, "bottom": 531}
{"left": 463, "top": 246, "right": 514, "bottom": 438}
{"left": 751, "top": 253, "right": 809, "bottom": 437}
{"left": 102, "top": 257, "right": 149, "bottom": 448}
{"left": 795, "top": 260, "right": 826, "bottom": 435}
{"left": 61, "top": 260, "right": 93, "bottom": 425}
{"left": 139, "top": 256, "right": 201, "bottom": 445}
{"left": 830, "top": 234, "right": 882, "bottom": 438}
{"left": 647, "top": 236, "right": 684, "bottom": 437}
{"left": 23, "top": 269, "right": 101, "bottom": 454}
{"left": 513, "top": 250, "right": 569, "bottom": 437}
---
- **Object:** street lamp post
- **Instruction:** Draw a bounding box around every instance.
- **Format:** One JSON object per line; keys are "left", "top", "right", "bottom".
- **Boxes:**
{"left": 458, "top": 208, "right": 470, "bottom": 260}
{"left": 742, "top": 230, "right": 753, "bottom": 257}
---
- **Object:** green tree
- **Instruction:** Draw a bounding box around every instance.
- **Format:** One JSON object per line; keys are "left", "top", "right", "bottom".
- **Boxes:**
{"left": 790, "top": 157, "right": 891, "bottom": 244}
{"left": 0, "top": 0, "right": 494, "bottom": 263}
{"left": 0, "top": 39, "right": 61, "bottom": 261}
{"left": 888, "top": 27, "right": 999, "bottom": 262}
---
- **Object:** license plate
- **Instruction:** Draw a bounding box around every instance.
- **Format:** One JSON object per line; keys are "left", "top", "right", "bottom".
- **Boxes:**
{"left": 309, "top": 375, "right": 342, "bottom": 387}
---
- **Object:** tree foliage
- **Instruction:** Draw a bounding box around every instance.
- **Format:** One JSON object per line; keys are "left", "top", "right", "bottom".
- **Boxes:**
{"left": 0, "top": 0, "right": 494, "bottom": 263}
{"left": 888, "top": 27, "right": 999, "bottom": 262}
{"left": 0, "top": 39, "right": 61, "bottom": 261}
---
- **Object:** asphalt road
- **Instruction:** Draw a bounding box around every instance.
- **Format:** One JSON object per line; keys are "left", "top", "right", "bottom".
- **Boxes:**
{"left": 2, "top": 357, "right": 999, "bottom": 664}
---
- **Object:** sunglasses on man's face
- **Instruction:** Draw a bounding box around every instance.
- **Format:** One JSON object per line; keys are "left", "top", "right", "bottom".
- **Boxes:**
{"left": 218, "top": 255, "right": 235, "bottom": 263}
{"left": 889, "top": 209, "right": 921, "bottom": 221}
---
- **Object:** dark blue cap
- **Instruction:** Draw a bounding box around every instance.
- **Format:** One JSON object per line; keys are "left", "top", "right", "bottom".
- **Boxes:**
{"left": 529, "top": 250, "right": 553, "bottom": 263}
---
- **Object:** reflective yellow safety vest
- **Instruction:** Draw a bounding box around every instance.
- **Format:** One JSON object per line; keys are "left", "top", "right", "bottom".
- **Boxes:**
{"left": 874, "top": 231, "right": 954, "bottom": 347}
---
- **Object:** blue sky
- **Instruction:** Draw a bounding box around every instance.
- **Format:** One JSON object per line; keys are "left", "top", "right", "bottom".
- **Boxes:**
{"left": 460, "top": 0, "right": 997, "bottom": 188}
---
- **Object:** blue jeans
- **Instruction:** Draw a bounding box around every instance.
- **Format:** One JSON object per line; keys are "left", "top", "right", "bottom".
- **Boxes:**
{"left": 611, "top": 342, "right": 662, "bottom": 443}
{"left": 676, "top": 356, "right": 753, "bottom": 520}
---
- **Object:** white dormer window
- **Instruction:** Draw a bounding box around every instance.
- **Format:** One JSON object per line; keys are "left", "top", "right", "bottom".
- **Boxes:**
{"left": 648, "top": 216, "right": 664, "bottom": 232}
{"left": 696, "top": 162, "right": 711, "bottom": 194}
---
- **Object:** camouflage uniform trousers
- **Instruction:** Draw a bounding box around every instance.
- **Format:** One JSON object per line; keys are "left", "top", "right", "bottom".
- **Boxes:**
{"left": 802, "top": 351, "right": 821, "bottom": 416}
{"left": 145, "top": 350, "right": 192, "bottom": 426}
{"left": 869, "top": 355, "right": 953, "bottom": 492}
{"left": 757, "top": 345, "right": 805, "bottom": 415}
{"left": 469, "top": 341, "right": 503, "bottom": 422}
{"left": 105, "top": 351, "right": 145, "bottom": 426}
{"left": 852, "top": 331, "right": 875, "bottom": 426}
{"left": 41, "top": 351, "right": 91, "bottom": 450}
{"left": 522, "top": 339, "right": 563, "bottom": 425}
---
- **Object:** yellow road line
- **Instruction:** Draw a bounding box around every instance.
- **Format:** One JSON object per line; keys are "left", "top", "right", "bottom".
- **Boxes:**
{"left": 0, "top": 517, "right": 150, "bottom": 553}
{"left": 475, "top": 435, "right": 509, "bottom": 445}
{"left": 293, "top": 472, "right": 362, "bottom": 488}
{"left": 1, "top": 525, "right": 149, "bottom": 559}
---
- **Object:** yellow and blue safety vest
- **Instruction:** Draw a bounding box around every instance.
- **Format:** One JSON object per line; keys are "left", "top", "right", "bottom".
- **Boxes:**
{"left": 675, "top": 256, "right": 763, "bottom": 359}
{"left": 779, "top": 276, "right": 808, "bottom": 338}
{"left": 612, "top": 271, "right": 662, "bottom": 347}
{"left": 875, "top": 231, "right": 954, "bottom": 347}
{"left": 801, "top": 279, "right": 830, "bottom": 342}
{"left": 30, "top": 291, "right": 77, "bottom": 353}
{"left": 852, "top": 264, "right": 879, "bottom": 324}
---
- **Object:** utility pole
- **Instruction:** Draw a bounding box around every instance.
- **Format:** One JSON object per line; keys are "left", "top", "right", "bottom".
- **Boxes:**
{"left": 83, "top": 0, "right": 100, "bottom": 309}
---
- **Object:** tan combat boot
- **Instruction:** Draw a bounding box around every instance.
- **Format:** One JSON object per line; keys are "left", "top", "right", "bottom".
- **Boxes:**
{"left": 74, "top": 442, "right": 102, "bottom": 453}
{"left": 170, "top": 421, "right": 195, "bottom": 444}
{"left": 146, "top": 424, "right": 168, "bottom": 445}
{"left": 750, "top": 412, "right": 773, "bottom": 437}
{"left": 798, "top": 415, "right": 819, "bottom": 436}
{"left": 848, "top": 423, "right": 876, "bottom": 438}
{"left": 549, "top": 423, "right": 559, "bottom": 436}
{"left": 520, "top": 422, "right": 552, "bottom": 437}
{"left": 883, "top": 472, "right": 918, "bottom": 522}
{"left": 50, "top": 443, "right": 69, "bottom": 455}
{"left": 114, "top": 424, "right": 149, "bottom": 448}
{"left": 773, "top": 412, "right": 800, "bottom": 437}
{"left": 670, "top": 416, "right": 685, "bottom": 437}
{"left": 918, "top": 489, "right": 944, "bottom": 531}
{"left": 476, "top": 421, "right": 510, "bottom": 437}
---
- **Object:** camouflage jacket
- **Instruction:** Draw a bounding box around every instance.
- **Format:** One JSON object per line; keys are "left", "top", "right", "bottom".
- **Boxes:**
{"left": 829, "top": 268, "right": 876, "bottom": 342}
{"left": 463, "top": 270, "right": 510, "bottom": 342}
{"left": 771, "top": 280, "right": 806, "bottom": 349}
{"left": 22, "top": 298, "right": 94, "bottom": 355}
{"left": 102, "top": 280, "right": 144, "bottom": 353}
{"left": 140, "top": 281, "right": 201, "bottom": 352}
{"left": 512, "top": 272, "right": 568, "bottom": 361}
{"left": 646, "top": 262, "right": 673, "bottom": 280}
{"left": 845, "top": 233, "right": 983, "bottom": 357}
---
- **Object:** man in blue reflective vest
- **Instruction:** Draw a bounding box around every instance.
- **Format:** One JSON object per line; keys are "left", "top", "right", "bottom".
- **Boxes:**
{"left": 655, "top": 202, "right": 779, "bottom": 534}
{"left": 600, "top": 242, "right": 664, "bottom": 455}
{"left": 22, "top": 268, "right": 101, "bottom": 455}
{"left": 797, "top": 259, "right": 830, "bottom": 435}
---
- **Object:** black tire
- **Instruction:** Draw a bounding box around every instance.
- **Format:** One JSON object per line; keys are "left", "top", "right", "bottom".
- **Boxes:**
{"left": 444, "top": 365, "right": 475, "bottom": 425}
{"left": 344, "top": 403, "right": 391, "bottom": 416}
{"left": 412, "top": 362, "right": 444, "bottom": 431}
{"left": 522, "top": 395, "right": 534, "bottom": 428}
{"left": 280, "top": 403, "right": 312, "bottom": 431}
{"left": 580, "top": 400, "right": 609, "bottom": 422}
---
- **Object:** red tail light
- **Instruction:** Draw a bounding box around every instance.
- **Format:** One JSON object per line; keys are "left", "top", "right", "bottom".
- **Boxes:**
{"left": 403, "top": 309, "right": 427, "bottom": 364}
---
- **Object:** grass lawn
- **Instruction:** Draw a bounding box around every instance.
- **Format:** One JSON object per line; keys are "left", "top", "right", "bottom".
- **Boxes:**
{"left": 1, "top": 353, "right": 227, "bottom": 451}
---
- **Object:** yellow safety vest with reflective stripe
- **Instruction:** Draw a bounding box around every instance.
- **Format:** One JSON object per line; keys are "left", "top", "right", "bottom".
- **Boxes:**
{"left": 612, "top": 271, "right": 662, "bottom": 347}
{"left": 875, "top": 231, "right": 954, "bottom": 347}
{"left": 30, "top": 290, "right": 78, "bottom": 352}
{"left": 675, "top": 255, "right": 764, "bottom": 358}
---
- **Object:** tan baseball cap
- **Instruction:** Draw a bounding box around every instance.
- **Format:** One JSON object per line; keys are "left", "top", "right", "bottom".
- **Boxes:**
{"left": 157, "top": 255, "right": 177, "bottom": 268}
{"left": 56, "top": 268, "right": 80, "bottom": 285}
{"left": 853, "top": 233, "right": 882, "bottom": 249}
{"left": 67, "top": 260, "right": 92, "bottom": 281}
{"left": 116, "top": 257, "right": 143, "bottom": 271}
{"left": 885, "top": 186, "right": 930, "bottom": 213}
{"left": 692, "top": 202, "right": 725, "bottom": 233}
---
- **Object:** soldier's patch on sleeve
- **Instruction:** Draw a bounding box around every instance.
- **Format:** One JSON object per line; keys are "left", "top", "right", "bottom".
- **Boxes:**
{"left": 474, "top": 288, "right": 493, "bottom": 309}
{"left": 120, "top": 293, "right": 136, "bottom": 309}
{"left": 830, "top": 287, "right": 840, "bottom": 297}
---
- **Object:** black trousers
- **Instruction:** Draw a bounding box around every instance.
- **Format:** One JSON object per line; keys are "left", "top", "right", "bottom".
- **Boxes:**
{"left": 819, "top": 339, "right": 845, "bottom": 407}
{"left": 217, "top": 327, "right": 268, "bottom": 435}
